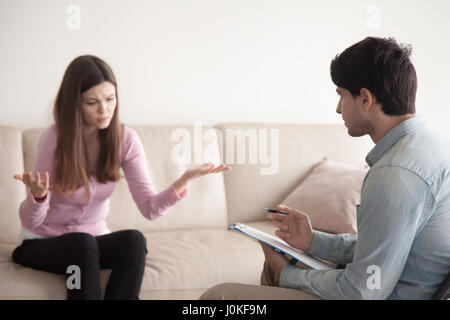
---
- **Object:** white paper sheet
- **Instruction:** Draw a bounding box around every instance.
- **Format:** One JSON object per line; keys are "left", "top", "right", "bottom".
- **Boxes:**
{"left": 230, "top": 223, "right": 335, "bottom": 270}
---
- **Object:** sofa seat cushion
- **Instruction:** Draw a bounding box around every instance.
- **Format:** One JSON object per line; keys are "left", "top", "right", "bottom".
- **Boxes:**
{"left": 0, "top": 224, "right": 275, "bottom": 299}
{"left": 0, "top": 240, "right": 68, "bottom": 299}
{"left": 139, "top": 226, "right": 267, "bottom": 298}
{"left": 0, "top": 242, "right": 112, "bottom": 299}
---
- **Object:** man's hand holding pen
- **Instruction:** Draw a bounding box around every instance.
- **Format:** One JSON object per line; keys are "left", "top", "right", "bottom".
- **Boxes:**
{"left": 260, "top": 204, "right": 315, "bottom": 283}
{"left": 267, "top": 204, "right": 314, "bottom": 253}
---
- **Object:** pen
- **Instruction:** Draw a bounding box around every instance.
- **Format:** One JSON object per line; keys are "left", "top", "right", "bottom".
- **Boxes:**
{"left": 263, "top": 208, "right": 289, "bottom": 215}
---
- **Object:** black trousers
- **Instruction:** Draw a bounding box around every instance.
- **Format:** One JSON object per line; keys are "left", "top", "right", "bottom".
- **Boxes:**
{"left": 11, "top": 229, "right": 148, "bottom": 300}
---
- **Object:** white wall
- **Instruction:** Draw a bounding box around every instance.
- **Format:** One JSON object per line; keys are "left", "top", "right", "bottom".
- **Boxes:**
{"left": 1, "top": 0, "right": 449, "bottom": 136}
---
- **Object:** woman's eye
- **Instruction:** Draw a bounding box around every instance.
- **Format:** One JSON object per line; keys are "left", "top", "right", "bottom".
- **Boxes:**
{"left": 87, "top": 102, "right": 97, "bottom": 106}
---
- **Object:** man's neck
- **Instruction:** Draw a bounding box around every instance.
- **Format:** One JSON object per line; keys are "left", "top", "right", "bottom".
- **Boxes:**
{"left": 369, "top": 113, "right": 416, "bottom": 144}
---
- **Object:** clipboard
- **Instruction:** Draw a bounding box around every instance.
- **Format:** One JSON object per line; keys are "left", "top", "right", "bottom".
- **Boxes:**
{"left": 230, "top": 223, "right": 335, "bottom": 270}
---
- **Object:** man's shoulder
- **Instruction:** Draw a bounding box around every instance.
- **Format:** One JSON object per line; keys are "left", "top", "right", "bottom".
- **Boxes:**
{"left": 373, "top": 127, "right": 450, "bottom": 186}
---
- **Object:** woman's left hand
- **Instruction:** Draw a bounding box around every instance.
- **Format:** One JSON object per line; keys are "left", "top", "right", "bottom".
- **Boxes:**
{"left": 174, "top": 163, "right": 231, "bottom": 195}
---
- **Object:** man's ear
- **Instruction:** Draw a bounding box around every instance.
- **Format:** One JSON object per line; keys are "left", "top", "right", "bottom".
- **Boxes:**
{"left": 359, "top": 88, "right": 376, "bottom": 111}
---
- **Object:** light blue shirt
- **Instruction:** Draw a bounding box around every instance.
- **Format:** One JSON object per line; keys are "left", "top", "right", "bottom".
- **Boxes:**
{"left": 280, "top": 115, "right": 450, "bottom": 299}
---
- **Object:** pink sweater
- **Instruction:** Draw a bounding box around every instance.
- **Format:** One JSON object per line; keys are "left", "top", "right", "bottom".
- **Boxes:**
{"left": 18, "top": 124, "right": 187, "bottom": 238}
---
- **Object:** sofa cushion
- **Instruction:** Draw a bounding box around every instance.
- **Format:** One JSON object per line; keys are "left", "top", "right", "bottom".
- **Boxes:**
{"left": 0, "top": 242, "right": 112, "bottom": 299}
{"left": 0, "top": 126, "right": 26, "bottom": 245}
{"left": 21, "top": 125, "right": 229, "bottom": 233}
{"left": 280, "top": 157, "right": 368, "bottom": 234}
{"left": 0, "top": 225, "right": 270, "bottom": 299}
{"left": 214, "top": 123, "right": 373, "bottom": 225}
{"left": 139, "top": 227, "right": 266, "bottom": 299}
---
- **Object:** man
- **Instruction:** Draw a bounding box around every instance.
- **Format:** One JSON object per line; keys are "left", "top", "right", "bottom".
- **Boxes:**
{"left": 200, "top": 37, "right": 450, "bottom": 299}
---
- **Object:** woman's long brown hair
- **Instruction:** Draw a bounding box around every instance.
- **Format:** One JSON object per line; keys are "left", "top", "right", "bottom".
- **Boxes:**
{"left": 52, "top": 55, "right": 122, "bottom": 204}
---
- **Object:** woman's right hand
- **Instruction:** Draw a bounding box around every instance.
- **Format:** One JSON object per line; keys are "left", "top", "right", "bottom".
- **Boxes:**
{"left": 13, "top": 171, "right": 49, "bottom": 199}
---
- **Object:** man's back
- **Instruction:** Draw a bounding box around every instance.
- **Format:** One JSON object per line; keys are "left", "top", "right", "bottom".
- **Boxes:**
{"left": 366, "top": 116, "right": 450, "bottom": 299}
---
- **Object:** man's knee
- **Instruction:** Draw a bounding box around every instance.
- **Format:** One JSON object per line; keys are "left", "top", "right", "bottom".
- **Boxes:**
{"left": 199, "top": 283, "right": 238, "bottom": 300}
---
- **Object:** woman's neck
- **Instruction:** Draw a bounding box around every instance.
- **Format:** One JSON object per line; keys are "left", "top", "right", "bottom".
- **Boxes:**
{"left": 83, "top": 125, "right": 99, "bottom": 142}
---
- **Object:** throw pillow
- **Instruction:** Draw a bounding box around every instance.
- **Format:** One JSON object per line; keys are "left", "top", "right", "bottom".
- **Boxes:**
{"left": 279, "top": 157, "right": 368, "bottom": 234}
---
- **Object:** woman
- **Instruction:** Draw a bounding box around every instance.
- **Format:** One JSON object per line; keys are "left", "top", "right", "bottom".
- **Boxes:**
{"left": 11, "top": 55, "right": 230, "bottom": 300}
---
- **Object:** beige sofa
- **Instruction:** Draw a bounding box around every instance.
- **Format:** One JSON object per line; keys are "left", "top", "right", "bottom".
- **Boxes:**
{"left": 0, "top": 123, "right": 373, "bottom": 299}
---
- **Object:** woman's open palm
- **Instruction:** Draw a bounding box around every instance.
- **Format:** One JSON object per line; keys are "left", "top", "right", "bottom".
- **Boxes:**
{"left": 13, "top": 171, "right": 49, "bottom": 198}
{"left": 184, "top": 163, "right": 231, "bottom": 180}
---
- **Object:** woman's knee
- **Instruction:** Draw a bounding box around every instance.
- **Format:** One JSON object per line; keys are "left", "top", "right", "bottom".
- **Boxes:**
{"left": 63, "top": 232, "right": 99, "bottom": 259}
{"left": 11, "top": 241, "right": 29, "bottom": 264}
{"left": 122, "top": 229, "right": 147, "bottom": 254}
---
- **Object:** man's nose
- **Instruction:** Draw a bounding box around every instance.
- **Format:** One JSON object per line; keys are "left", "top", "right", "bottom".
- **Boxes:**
{"left": 336, "top": 104, "right": 341, "bottom": 114}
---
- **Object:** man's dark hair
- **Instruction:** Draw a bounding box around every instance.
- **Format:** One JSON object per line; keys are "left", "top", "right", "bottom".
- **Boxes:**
{"left": 330, "top": 37, "right": 417, "bottom": 116}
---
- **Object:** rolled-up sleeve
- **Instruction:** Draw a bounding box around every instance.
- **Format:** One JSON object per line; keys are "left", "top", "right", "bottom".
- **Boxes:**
{"left": 280, "top": 166, "right": 429, "bottom": 299}
{"left": 306, "top": 230, "right": 357, "bottom": 266}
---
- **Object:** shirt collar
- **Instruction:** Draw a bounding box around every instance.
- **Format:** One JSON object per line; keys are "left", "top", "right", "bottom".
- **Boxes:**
{"left": 365, "top": 115, "right": 426, "bottom": 167}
